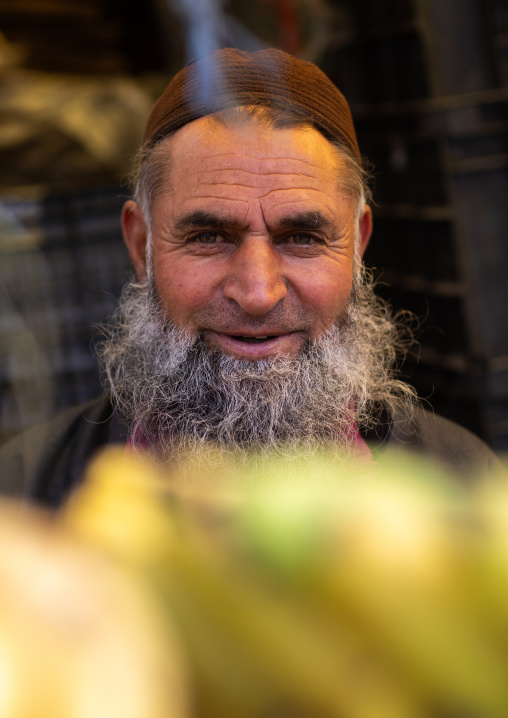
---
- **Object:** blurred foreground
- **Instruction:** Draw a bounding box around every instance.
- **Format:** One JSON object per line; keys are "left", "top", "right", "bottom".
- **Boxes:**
{"left": 1, "top": 448, "right": 508, "bottom": 717}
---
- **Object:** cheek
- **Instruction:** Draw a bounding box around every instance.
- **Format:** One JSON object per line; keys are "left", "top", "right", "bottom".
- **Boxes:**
{"left": 154, "top": 262, "right": 217, "bottom": 323}
{"left": 304, "top": 262, "right": 353, "bottom": 305}
{"left": 296, "top": 263, "right": 354, "bottom": 333}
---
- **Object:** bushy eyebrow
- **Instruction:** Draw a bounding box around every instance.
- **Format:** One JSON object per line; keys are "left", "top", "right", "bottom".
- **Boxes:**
{"left": 174, "top": 209, "right": 336, "bottom": 236}
{"left": 174, "top": 211, "right": 238, "bottom": 231}
{"left": 277, "top": 211, "right": 332, "bottom": 231}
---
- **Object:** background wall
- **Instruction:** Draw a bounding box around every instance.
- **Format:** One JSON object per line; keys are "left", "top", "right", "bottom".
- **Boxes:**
{"left": 0, "top": 0, "right": 507, "bottom": 450}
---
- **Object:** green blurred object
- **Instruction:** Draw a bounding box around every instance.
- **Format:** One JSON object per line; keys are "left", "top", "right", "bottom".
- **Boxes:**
{"left": 2, "top": 446, "right": 508, "bottom": 717}
{"left": 60, "top": 447, "right": 508, "bottom": 718}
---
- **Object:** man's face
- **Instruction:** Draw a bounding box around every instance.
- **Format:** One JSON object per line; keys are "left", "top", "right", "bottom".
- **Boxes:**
{"left": 123, "top": 117, "right": 372, "bottom": 360}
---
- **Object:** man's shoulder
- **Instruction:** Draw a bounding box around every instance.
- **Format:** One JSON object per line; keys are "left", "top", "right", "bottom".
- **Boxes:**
{"left": 0, "top": 395, "right": 116, "bottom": 506}
{"left": 384, "top": 406, "right": 505, "bottom": 483}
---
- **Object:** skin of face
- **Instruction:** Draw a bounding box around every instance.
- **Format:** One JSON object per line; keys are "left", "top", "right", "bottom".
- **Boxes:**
{"left": 122, "top": 117, "right": 373, "bottom": 360}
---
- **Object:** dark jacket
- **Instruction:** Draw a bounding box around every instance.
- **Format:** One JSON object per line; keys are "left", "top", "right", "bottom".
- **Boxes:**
{"left": 0, "top": 395, "right": 503, "bottom": 509}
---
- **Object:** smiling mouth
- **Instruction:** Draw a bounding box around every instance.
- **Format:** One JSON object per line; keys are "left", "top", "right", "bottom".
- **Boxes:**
{"left": 208, "top": 331, "right": 303, "bottom": 357}
{"left": 233, "top": 335, "right": 274, "bottom": 344}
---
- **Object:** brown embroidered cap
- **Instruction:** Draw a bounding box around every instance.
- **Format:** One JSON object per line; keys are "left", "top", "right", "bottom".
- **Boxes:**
{"left": 143, "top": 47, "right": 360, "bottom": 160}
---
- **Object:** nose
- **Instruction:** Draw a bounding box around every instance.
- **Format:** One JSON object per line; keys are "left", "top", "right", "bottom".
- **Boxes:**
{"left": 222, "top": 237, "right": 287, "bottom": 315}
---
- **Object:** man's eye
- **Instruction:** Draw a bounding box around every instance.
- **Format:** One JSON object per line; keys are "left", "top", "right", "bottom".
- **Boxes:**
{"left": 291, "top": 234, "right": 315, "bottom": 245}
{"left": 191, "top": 233, "right": 219, "bottom": 244}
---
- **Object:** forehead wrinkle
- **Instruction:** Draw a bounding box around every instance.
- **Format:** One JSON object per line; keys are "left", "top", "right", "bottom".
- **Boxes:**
{"left": 192, "top": 175, "right": 330, "bottom": 194}
{"left": 258, "top": 186, "right": 329, "bottom": 198}
{"left": 187, "top": 168, "right": 325, "bottom": 187}
{"left": 194, "top": 171, "right": 320, "bottom": 182}
{"left": 196, "top": 181, "right": 262, "bottom": 189}
{"left": 195, "top": 148, "right": 328, "bottom": 162}
{"left": 179, "top": 194, "right": 249, "bottom": 205}
{"left": 258, "top": 189, "right": 342, "bottom": 214}
{"left": 193, "top": 152, "right": 332, "bottom": 173}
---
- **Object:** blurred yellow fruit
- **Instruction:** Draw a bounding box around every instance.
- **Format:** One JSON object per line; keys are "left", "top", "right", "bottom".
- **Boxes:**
{"left": 0, "top": 501, "right": 189, "bottom": 718}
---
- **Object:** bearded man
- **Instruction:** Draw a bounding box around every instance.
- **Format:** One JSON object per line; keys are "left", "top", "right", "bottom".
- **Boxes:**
{"left": 0, "top": 48, "right": 501, "bottom": 507}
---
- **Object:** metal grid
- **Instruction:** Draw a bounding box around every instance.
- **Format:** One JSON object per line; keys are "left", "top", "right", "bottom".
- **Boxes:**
{"left": 0, "top": 186, "right": 131, "bottom": 445}
{"left": 325, "top": 0, "right": 508, "bottom": 451}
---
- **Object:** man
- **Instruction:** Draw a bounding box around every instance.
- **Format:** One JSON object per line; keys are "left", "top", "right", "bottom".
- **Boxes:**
{"left": 0, "top": 48, "right": 500, "bottom": 507}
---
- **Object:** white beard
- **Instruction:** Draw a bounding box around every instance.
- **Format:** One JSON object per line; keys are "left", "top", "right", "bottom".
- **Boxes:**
{"left": 97, "top": 266, "right": 415, "bottom": 461}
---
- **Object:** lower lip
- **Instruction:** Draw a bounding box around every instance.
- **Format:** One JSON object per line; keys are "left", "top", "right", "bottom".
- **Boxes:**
{"left": 207, "top": 332, "right": 303, "bottom": 359}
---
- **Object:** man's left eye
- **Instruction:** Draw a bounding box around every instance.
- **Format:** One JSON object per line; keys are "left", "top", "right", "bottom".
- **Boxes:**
{"left": 192, "top": 233, "right": 218, "bottom": 243}
{"left": 291, "top": 234, "right": 314, "bottom": 245}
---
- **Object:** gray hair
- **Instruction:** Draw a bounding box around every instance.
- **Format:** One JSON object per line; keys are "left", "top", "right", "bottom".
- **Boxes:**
{"left": 129, "top": 105, "right": 373, "bottom": 233}
{"left": 97, "top": 263, "right": 416, "bottom": 460}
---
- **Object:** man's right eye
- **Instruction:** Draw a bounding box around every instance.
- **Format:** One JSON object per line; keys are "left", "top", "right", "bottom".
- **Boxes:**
{"left": 190, "top": 232, "right": 218, "bottom": 244}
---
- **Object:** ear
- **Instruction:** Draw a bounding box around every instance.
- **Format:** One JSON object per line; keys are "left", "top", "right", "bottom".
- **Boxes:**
{"left": 357, "top": 205, "right": 373, "bottom": 259}
{"left": 122, "top": 200, "right": 148, "bottom": 281}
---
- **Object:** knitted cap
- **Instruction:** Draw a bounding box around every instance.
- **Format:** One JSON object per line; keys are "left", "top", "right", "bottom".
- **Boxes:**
{"left": 144, "top": 47, "right": 360, "bottom": 160}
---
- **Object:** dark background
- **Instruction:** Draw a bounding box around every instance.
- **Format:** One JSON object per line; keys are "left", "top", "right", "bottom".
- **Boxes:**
{"left": 0, "top": 0, "right": 507, "bottom": 451}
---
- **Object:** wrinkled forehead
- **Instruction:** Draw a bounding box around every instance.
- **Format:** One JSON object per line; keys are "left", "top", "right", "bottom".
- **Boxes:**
{"left": 155, "top": 115, "right": 342, "bottom": 191}
{"left": 146, "top": 116, "right": 358, "bottom": 239}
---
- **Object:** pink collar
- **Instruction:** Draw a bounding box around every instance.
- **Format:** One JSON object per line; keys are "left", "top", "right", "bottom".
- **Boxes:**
{"left": 127, "top": 422, "right": 373, "bottom": 461}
